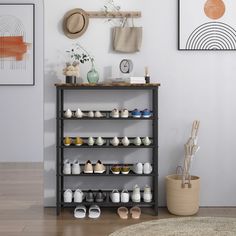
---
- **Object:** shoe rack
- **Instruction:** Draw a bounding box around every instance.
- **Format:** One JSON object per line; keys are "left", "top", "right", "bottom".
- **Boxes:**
{"left": 55, "top": 83, "right": 160, "bottom": 216}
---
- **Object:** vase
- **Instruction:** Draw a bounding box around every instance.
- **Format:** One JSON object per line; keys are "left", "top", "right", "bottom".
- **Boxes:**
{"left": 87, "top": 61, "right": 99, "bottom": 84}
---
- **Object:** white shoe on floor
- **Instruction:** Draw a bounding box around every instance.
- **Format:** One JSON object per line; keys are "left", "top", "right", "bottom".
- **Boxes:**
{"left": 72, "top": 160, "right": 81, "bottom": 175}
{"left": 63, "top": 159, "right": 71, "bottom": 174}
{"left": 64, "top": 189, "right": 73, "bottom": 203}
{"left": 143, "top": 185, "right": 152, "bottom": 203}
{"left": 121, "top": 189, "right": 130, "bottom": 203}
{"left": 74, "top": 205, "right": 86, "bottom": 219}
{"left": 131, "top": 185, "right": 141, "bottom": 203}
{"left": 133, "top": 163, "right": 143, "bottom": 174}
{"left": 110, "top": 189, "right": 120, "bottom": 203}
{"left": 88, "top": 205, "right": 101, "bottom": 219}
{"left": 74, "top": 189, "right": 84, "bottom": 203}
{"left": 143, "top": 162, "right": 153, "bottom": 174}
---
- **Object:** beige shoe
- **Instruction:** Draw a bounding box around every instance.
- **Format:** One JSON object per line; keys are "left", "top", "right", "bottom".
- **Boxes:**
{"left": 94, "top": 160, "right": 106, "bottom": 174}
{"left": 84, "top": 160, "right": 93, "bottom": 174}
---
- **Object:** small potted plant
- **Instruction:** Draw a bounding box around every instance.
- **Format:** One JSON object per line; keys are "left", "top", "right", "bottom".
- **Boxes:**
{"left": 64, "top": 44, "right": 99, "bottom": 84}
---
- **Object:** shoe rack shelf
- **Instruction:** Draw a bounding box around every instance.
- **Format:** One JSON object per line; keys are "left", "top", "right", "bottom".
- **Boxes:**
{"left": 55, "top": 83, "right": 160, "bottom": 216}
{"left": 58, "top": 110, "right": 155, "bottom": 120}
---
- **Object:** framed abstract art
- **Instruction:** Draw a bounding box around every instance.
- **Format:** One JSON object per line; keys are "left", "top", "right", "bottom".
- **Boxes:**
{"left": 178, "top": 0, "right": 236, "bottom": 50}
{"left": 0, "top": 3, "right": 35, "bottom": 85}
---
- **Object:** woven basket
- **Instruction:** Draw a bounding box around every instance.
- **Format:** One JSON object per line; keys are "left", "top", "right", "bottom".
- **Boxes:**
{"left": 166, "top": 174, "right": 200, "bottom": 216}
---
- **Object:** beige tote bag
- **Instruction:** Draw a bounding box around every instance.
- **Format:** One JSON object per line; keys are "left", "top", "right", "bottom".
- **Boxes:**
{"left": 113, "top": 18, "right": 142, "bottom": 53}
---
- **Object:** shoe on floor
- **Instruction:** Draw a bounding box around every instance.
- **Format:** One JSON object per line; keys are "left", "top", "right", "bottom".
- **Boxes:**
{"left": 63, "top": 159, "right": 71, "bottom": 174}
{"left": 95, "top": 190, "right": 106, "bottom": 202}
{"left": 110, "top": 189, "right": 120, "bottom": 203}
{"left": 95, "top": 111, "right": 104, "bottom": 118}
{"left": 143, "top": 162, "right": 152, "bottom": 174}
{"left": 88, "top": 205, "right": 101, "bottom": 219}
{"left": 64, "top": 189, "right": 73, "bottom": 203}
{"left": 121, "top": 109, "right": 129, "bottom": 118}
{"left": 130, "top": 206, "right": 141, "bottom": 219}
{"left": 131, "top": 185, "right": 141, "bottom": 203}
{"left": 84, "top": 160, "right": 93, "bottom": 173}
{"left": 94, "top": 160, "right": 106, "bottom": 174}
{"left": 72, "top": 160, "right": 81, "bottom": 174}
{"left": 143, "top": 185, "right": 152, "bottom": 203}
{"left": 74, "top": 189, "right": 84, "bottom": 203}
{"left": 86, "top": 190, "right": 94, "bottom": 202}
{"left": 117, "top": 207, "right": 128, "bottom": 219}
{"left": 121, "top": 189, "right": 130, "bottom": 203}
{"left": 131, "top": 109, "right": 141, "bottom": 118}
{"left": 74, "top": 205, "right": 86, "bottom": 219}
{"left": 111, "top": 109, "right": 119, "bottom": 118}
{"left": 133, "top": 163, "right": 143, "bottom": 174}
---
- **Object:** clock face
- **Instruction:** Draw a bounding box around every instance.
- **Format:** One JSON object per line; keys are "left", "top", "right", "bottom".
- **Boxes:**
{"left": 120, "top": 59, "right": 133, "bottom": 74}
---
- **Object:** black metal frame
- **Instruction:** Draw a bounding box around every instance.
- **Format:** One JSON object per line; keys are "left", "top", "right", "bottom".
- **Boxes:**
{"left": 56, "top": 84, "right": 159, "bottom": 215}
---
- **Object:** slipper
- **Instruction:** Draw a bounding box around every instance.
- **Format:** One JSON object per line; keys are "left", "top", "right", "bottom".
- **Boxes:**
{"left": 88, "top": 205, "right": 101, "bottom": 219}
{"left": 130, "top": 206, "right": 141, "bottom": 219}
{"left": 74, "top": 205, "right": 86, "bottom": 219}
{"left": 117, "top": 207, "right": 129, "bottom": 219}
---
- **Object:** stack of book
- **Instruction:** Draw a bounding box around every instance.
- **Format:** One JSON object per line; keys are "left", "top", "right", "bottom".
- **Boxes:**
{"left": 127, "top": 77, "right": 146, "bottom": 84}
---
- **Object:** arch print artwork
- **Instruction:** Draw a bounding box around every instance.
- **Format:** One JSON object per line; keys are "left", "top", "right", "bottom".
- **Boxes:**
{"left": 178, "top": 0, "right": 236, "bottom": 50}
{"left": 0, "top": 4, "right": 35, "bottom": 85}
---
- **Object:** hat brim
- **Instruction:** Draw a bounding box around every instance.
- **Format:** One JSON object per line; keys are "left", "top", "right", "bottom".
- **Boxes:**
{"left": 63, "top": 8, "right": 89, "bottom": 39}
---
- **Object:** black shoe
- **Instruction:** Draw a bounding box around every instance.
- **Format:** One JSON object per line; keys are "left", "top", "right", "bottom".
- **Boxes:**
{"left": 86, "top": 190, "right": 94, "bottom": 202}
{"left": 95, "top": 190, "right": 106, "bottom": 203}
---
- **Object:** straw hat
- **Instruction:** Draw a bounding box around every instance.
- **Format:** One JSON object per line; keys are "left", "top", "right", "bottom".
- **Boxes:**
{"left": 63, "top": 8, "right": 89, "bottom": 39}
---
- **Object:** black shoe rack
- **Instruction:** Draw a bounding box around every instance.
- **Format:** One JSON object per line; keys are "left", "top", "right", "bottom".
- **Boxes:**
{"left": 55, "top": 83, "right": 160, "bottom": 215}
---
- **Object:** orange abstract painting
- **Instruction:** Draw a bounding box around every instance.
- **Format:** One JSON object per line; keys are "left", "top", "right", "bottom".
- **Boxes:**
{"left": 0, "top": 36, "right": 29, "bottom": 61}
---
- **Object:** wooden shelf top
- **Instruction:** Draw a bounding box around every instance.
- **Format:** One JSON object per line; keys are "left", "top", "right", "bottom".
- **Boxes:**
{"left": 55, "top": 83, "right": 160, "bottom": 88}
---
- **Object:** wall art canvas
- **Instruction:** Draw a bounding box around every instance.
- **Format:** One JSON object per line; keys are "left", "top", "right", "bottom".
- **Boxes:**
{"left": 178, "top": 0, "right": 236, "bottom": 50}
{"left": 0, "top": 4, "right": 35, "bottom": 85}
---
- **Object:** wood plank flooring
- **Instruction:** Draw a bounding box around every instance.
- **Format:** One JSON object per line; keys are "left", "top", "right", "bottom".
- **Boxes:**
{"left": 0, "top": 163, "right": 235, "bottom": 236}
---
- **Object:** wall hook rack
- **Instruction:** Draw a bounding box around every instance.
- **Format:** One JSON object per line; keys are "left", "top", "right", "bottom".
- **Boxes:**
{"left": 86, "top": 11, "right": 141, "bottom": 18}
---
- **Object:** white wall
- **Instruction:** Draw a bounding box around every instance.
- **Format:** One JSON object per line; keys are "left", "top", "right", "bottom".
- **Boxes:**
{"left": 44, "top": 0, "right": 236, "bottom": 207}
{"left": 0, "top": 0, "right": 44, "bottom": 162}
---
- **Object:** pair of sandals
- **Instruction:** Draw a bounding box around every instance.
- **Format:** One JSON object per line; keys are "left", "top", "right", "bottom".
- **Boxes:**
{"left": 117, "top": 206, "right": 141, "bottom": 219}
{"left": 74, "top": 205, "right": 101, "bottom": 219}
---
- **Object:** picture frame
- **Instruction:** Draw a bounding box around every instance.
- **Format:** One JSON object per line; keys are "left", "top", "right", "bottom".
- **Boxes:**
{"left": 178, "top": 0, "right": 236, "bottom": 51}
{"left": 0, "top": 3, "right": 35, "bottom": 86}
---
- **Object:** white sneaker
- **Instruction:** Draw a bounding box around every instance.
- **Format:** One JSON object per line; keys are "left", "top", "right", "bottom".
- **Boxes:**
{"left": 122, "top": 136, "right": 130, "bottom": 146}
{"left": 110, "top": 137, "right": 120, "bottom": 146}
{"left": 72, "top": 160, "right": 81, "bottom": 175}
{"left": 131, "top": 185, "right": 141, "bottom": 203}
{"left": 110, "top": 189, "right": 120, "bottom": 203}
{"left": 95, "top": 111, "right": 104, "bottom": 118}
{"left": 75, "top": 108, "right": 84, "bottom": 118}
{"left": 74, "top": 189, "right": 84, "bottom": 203}
{"left": 63, "top": 159, "right": 71, "bottom": 174}
{"left": 142, "top": 137, "right": 152, "bottom": 146}
{"left": 143, "top": 185, "right": 152, "bottom": 203}
{"left": 88, "top": 111, "right": 94, "bottom": 118}
{"left": 133, "top": 137, "right": 142, "bottom": 146}
{"left": 64, "top": 189, "right": 73, "bottom": 203}
{"left": 111, "top": 109, "right": 119, "bottom": 118}
{"left": 64, "top": 109, "right": 73, "bottom": 118}
{"left": 121, "top": 109, "right": 129, "bottom": 118}
{"left": 87, "top": 137, "right": 95, "bottom": 146}
{"left": 121, "top": 189, "right": 130, "bottom": 203}
{"left": 133, "top": 163, "right": 143, "bottom": 174}
{"left": 143, "top": 162, "right": 153, "bottom": 174}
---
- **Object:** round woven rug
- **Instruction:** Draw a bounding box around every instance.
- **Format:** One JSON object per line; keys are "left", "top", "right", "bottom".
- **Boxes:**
{"left": 109, "top": 217, "right": 236, "bottom": 236}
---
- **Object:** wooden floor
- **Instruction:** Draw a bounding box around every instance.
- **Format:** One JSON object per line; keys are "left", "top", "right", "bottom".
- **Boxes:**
{"left": 0, "top": 163, "right": 235, "bottom": 236}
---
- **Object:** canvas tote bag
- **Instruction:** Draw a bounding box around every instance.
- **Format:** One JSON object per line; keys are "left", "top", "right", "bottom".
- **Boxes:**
{"left": 113, "top": 18, "right": 142, "bottom": 53}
